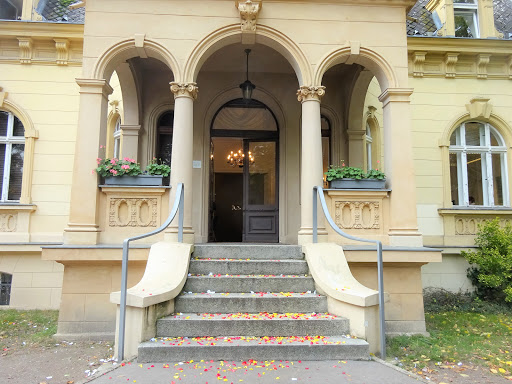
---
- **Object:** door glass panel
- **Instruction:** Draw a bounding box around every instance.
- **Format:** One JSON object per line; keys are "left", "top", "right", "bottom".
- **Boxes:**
{"left": 248, "top": 141, "right": 276, "bottom": 206}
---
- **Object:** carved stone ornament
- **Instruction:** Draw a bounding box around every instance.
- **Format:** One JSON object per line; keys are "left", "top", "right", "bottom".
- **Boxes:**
{"left": 445, "top": 52, "right": 459, "bottom": 78}
{"left": 476, "top": 54, "right": 491, "bottom": 79}
{"left": 335, "top": 201, "right": 380, "bottom": 230}
{"left": 54, "top": 38, "right": 70, "bottom": 66}
{"left": 236, "top": 0, "right": 262, "bottom": 32}
{"left": 109, "top": 198, "right": 158, "bottom": 227}
{"left": 465, "top": 97, "right": 492, "bottom": 119}
{"left": 297, "top": 86, "right": 326, "bottom": 103}
{"left": 0, "top": 213, "right": 17, "bottom": 232}
{"left": 17, "top": 38, "right": 33, "bottom": 64}
{"left": 455, "top": 217, "right": 512, "bottom": 235}
{"left": 412, "top": 51, "right": 427, "bottom": 78}
{"left": 170, "top": 82, "right": 199, "bottom": 100}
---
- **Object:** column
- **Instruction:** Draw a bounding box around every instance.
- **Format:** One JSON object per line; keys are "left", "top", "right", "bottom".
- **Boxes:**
{"left": 165, "top": 82, "right": 198, "bottom": 243}
{"left": 379, "top": 88, "right": 423, "bottom": 247}
{"left": 297, "top": 86, "right": 327, "bottom": 245}
{"left": 64, "top": 79, "right": 113, "bottom": 244}
{"left": 120, "top": 124, "right": 141, "bottom": 161}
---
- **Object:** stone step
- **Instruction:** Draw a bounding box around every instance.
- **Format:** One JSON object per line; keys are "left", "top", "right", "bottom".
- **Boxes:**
{"left": 175, "top": 292, "right": 327, "bottom": 313}
{"left": 188, "top": 259, "right": 309, "bottom": 275}
{"left": 193, "top": 244, "right": 303, "bottom": 260}
{"left": 138, "top": 336, "right": 369, "bottom": 362}
{"left": 183, "top": 275, "right": 315, "bottom": 293}
{"left": 156, "top": 312, "right": 350, "bottom": 337}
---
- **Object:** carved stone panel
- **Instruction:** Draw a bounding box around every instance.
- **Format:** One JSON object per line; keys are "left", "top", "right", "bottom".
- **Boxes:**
{"left": 455, "top": 216, "right": 512, "bottom": 235}
{"left": 109, "top": 198, "right": 158, "bottom": 227}
{"left": 0, "top": 213, "right": 17, "bottom": 232}
{"left": 335, "top": 201, "right": 380, "bottom": 230}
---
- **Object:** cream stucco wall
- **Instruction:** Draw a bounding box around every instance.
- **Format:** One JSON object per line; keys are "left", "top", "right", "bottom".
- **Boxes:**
{"left": 0, "top": 252, "right": 63, "bottom": 309}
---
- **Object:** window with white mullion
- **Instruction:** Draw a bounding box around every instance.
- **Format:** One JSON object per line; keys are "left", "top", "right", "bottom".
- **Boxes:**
{"left": 1, "top": 143, "right": 11, "bottom": 202}
{"left": 501, "top": 152, "right": 510, "bottom": 206}
{"left": 449, "top": 121, "right": 509, "bottom": 207}
{"left": 0, "top": 111, "right": 25, "bottom": 202}
{"left": 460, "top": 150, "right": 470, "bottom": 205}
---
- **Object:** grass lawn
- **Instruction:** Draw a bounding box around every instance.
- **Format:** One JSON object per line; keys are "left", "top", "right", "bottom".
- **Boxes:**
{"left": 387, "top": 311, "right": 512, "bottom": 378}
{"left": 0, "top": 309, "right": 58, "bottom": 349}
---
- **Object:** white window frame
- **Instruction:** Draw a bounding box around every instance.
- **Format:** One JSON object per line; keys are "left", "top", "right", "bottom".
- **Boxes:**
{"left": 449, "top": 122, "right": 509, "bottom": 207}
{"left": 113, "top": 117, "right": 121, "bottom": 159}
{"left": 0, "top": 111, "right": 25, "bottom": 202}
{"left": 454, "top": 1, "right": 479, "bottom": 38}
{"left": 366, "top": 122, "right": 373, "bottom": 170}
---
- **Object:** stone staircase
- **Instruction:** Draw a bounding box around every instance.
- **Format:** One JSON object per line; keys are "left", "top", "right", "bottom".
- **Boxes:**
{"left": 138, "top": 244, "right": 369, "bottom": 362}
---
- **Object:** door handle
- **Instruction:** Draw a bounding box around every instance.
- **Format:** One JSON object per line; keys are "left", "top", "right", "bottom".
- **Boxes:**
{"left": 231, "top": 205, "right": 242, "bottom": 211}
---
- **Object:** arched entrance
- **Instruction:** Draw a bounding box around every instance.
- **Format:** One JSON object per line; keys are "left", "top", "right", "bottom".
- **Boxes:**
{"left": 209, "top": 98, "right": 279, "bottom": 243}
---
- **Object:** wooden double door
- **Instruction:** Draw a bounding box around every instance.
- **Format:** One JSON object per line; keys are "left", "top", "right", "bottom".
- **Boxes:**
{"left": 210, "top": 138, "right": 279, "bottom": 243}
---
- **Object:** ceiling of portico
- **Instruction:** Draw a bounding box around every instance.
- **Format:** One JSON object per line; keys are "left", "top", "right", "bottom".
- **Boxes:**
{"left": 199, "top": 43, "right": 295, "bottom": 75}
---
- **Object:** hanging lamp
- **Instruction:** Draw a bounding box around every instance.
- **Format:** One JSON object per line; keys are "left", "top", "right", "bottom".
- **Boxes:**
{"left": 239, "top": 49, "right": 256, "bottom": 101}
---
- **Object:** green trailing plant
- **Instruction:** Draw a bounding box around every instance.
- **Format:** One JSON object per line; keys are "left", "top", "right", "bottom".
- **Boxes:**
{"left": 325, "top": 162, "right": 386, "bottom": 181}
{"left": 145, "top": 158, "right": 171, "bottom": 177}
{"left": 462, "top": 218, "right": 512, "bottom": 303}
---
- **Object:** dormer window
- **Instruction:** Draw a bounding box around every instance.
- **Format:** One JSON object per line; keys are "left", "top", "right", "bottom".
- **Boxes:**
{"left": 454, "top": 0, "right": 479, "bottom": 37}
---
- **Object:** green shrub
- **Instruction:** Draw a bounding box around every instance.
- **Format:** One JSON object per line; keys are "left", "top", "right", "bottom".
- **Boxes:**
{"left": 462, "top": 218, "right": 512, "bottom": 303}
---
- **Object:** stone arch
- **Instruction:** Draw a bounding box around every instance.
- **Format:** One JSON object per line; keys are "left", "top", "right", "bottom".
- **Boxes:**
{"left": 440, "top": 111, "right": 512, "bottom": 147}
{"left": 184, "top": 24, "right": 311, "bottom": 86}
{"left": 115, "top": 62, "right": 139, "bottom": 126}
{"left": 92, "top": 38, "right": 181, "bottom": 81}
{"left": 314, "top": 45, "right": 399, "bottom": 91}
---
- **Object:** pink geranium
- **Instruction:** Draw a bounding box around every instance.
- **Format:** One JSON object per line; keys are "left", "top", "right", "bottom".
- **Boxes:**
{"left": 121, "top": 165, "right": 130, "bottom": 170}
{"left": 110, "top": 169, "right": 118, "bottom": 175}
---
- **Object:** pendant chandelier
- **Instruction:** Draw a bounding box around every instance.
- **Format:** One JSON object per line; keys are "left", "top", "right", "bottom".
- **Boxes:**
{"left": 239, "top": 49, "right": 256, "bottom": 101}
{"left": 227, "top": 149, "right": 255, "bottom": 168}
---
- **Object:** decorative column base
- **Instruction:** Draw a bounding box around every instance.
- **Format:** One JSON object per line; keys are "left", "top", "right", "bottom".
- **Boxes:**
{"left": 298, "top": 227, "right": 328, "bottom": 245}
{"left": 63, "top": 223, "right": 101, "bottom": 245}
{"left": 388, "top": 229, "right": 423, "bottom": 247}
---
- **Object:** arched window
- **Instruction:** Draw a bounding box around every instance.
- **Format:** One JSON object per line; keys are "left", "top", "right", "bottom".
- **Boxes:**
{"left": 156, "top": 111, "right": 174, "bottom": 166}
{"left": 113, "top": 117, "right": 121, "bottom": 159}
{"left": 0, "top": 111, "right": 25, "bottom": 202}
{"left": 449, "top": 121, "right": 509, "bottom": 206}
{"left": 0, "top": 272, "right": 12, "bottom": 305}
{"left": 365, "top": 121, "right": 373, "bottom": 170}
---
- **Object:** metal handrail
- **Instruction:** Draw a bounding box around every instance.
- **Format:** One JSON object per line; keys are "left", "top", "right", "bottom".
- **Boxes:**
{"left": 313, "top": 185, "right": 386, "bottom": 359}
{"left": 117, "top": 183, "right": 184, "bottom": 361}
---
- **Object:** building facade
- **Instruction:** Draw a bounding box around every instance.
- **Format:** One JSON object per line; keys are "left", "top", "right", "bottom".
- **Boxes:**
{"left": 0, "top": 0, "right": 511, "bottom": 344}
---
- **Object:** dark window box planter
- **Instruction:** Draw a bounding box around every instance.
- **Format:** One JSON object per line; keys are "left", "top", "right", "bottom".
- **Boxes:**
{"left": 104, "top": 175, "right": 164, "bottom": 186}
{"left": 329, "top": 178, "right": 386, "bottom": 189}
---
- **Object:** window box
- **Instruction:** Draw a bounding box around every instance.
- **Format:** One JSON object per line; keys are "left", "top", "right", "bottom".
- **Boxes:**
{"left": 329, "top": 179, "right": 386, "bottom": 189}
{"left": 104, "top": 175, "right": 163, "bottom": 186}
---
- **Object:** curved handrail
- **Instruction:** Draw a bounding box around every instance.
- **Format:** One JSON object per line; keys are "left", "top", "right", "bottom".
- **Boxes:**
{"left": 117, "top": 183, "right": 184, "bottom": 361}
{"left": 313, "top": 185, "right": 386, "bottom": 359}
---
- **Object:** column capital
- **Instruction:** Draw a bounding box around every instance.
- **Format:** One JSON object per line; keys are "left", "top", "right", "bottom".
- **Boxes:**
{"left": 378, "top": 88, "right": 413, "bottom": 106}
{"left": 297, "top": 86, "right": 326, "bottom": 103}
{"left": 120, "top": 124, "right": 141, "bottom": 137}
{"left": 170, "top": 82, "right": 199, "bottom": 100}
{"left": 75, "top": 78, "right": 113, "bottom": 97}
